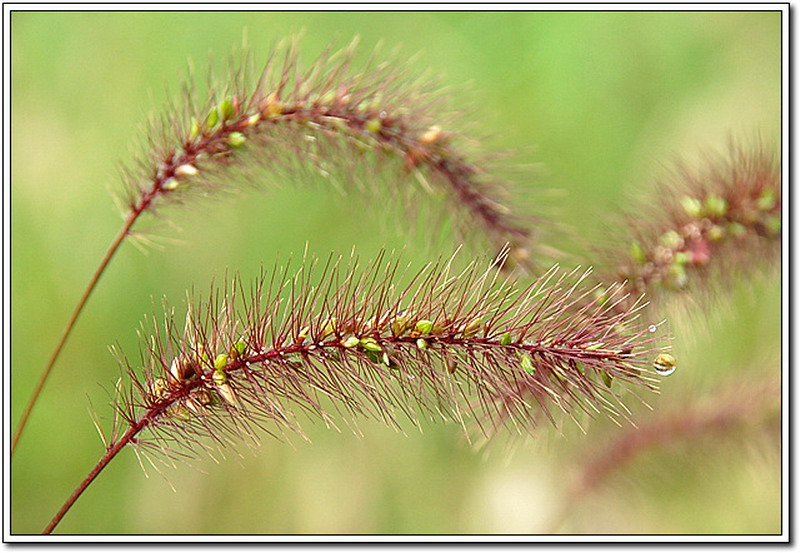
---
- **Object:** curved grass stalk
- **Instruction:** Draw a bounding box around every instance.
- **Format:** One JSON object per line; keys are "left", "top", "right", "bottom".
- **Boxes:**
{"left": 43, "top": 251, "right": 668, "bottom": 533}
{"left": 14, "top": 38, "right": 537, "bottom": 456}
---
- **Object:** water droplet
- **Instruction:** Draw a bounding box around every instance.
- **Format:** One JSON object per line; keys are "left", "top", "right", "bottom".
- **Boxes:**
{"left": 653, "top": 353, "right": 677, "bottom": 376}
{"left": 648, "top": 324, "right": 658, "bottom": 333}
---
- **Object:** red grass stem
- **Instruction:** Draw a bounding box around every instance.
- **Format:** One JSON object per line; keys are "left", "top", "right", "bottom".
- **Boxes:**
{"left": 42, "top": 422, "right": 145, "bottom": 534}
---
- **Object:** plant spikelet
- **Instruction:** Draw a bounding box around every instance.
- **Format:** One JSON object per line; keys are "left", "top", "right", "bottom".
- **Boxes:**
{"left": 109, "top": 251, "right": 668, "bottom": 462}
{"left": 120, "top": 37, "right": 534, "bottom": 265}
{"left": 600, "top": 141, "right": 780, "bottom": 303}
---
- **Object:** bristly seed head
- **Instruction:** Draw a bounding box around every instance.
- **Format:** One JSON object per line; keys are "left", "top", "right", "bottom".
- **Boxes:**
{"left": 111, "top": 251, "right": 668, "bottom": 461}
{"left": 601, "top": 142, "right": 780, "bottom": 305}
{"left": 119, "top": 38, "right": 537, "bottom": 270}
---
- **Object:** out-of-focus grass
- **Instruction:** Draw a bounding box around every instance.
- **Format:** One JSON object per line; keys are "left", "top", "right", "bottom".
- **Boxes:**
{"left": 11, "top": 11, "right": 781, "bottom": 534}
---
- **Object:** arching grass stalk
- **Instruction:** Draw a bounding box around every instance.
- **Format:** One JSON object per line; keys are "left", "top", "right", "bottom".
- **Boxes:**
{"left": 43, "top": 251, "right": 669, "bottom": 533}
{"left": 14, "top": 37, "right": 537, "bottom": 456}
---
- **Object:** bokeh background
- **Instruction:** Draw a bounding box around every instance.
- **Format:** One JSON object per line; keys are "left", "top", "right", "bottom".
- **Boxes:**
{"left": 11, "top": 11, "right": 782, "bottom": 535}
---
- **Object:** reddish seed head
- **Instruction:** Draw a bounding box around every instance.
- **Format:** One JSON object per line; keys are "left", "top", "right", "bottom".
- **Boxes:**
{"left": 113, "top": 253, "right": 667, "bottom": 456}
{"left": 118, "top": 39, "right": 536, "bottom": 263}
{"left": 598, "top": 142, "right": 780, "bottom": 304}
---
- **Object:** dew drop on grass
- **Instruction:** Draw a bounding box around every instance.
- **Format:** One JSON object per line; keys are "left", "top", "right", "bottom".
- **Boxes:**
{"left": 648, "top": 324, "right": 658, "bottom": 333}
{"left": 652, "top": 353, "right": 677, "bottom": 376}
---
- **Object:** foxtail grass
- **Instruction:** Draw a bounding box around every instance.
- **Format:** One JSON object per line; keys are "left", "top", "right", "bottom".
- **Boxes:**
{"left": 15, "top": 37, "right": 537, "bottom": 456}
{"left": 43, "top": 250, "right": 670, "bottom": 533}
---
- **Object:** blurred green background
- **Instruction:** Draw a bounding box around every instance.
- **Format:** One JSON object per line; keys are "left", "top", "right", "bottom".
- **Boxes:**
{"left": 11, "top": 11, "right": 782, "bottom": 535}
